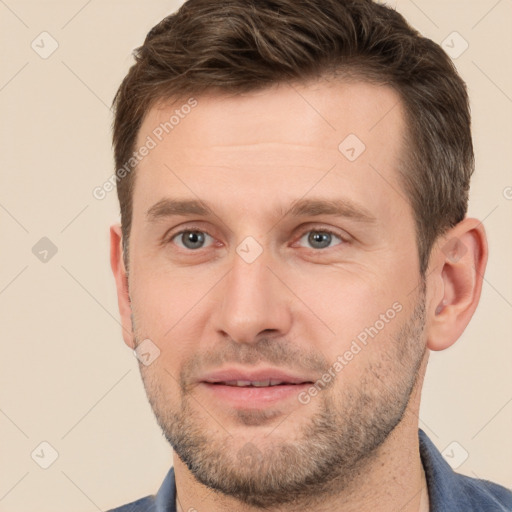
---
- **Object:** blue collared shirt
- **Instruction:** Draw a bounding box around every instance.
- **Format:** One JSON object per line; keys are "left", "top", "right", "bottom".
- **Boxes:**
{"left": 107, "top": 429, "right": 512, "bottom": 511}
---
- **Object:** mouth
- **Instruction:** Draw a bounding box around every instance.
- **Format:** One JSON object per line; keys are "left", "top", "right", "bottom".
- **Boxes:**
{"left": 205, "top": 379, "right": 310, "bottom": 387}
{"left": 198, "top": 369, "right": 315, "bottom": 407}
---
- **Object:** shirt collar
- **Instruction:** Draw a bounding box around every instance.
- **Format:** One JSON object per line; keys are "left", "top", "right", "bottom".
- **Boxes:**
{"left": 154, "top": 463, "right": 177, "bottom": 512}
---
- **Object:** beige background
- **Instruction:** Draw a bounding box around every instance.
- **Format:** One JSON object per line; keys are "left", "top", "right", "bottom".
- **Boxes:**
{"left": 0, "top": 0, "right": 511, "bottom": 510}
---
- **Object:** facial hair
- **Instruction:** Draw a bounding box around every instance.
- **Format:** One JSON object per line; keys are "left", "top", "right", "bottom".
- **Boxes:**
{"left": 134, "top": 288, "right": 427, "bottom": 509}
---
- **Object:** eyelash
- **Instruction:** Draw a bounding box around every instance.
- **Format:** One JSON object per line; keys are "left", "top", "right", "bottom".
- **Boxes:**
{"left": 165, "top": 225, "right": 348, "bottom": 252}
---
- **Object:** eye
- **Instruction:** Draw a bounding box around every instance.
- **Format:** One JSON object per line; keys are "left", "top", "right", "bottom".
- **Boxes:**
{"left": 170, "top": 229, "right": 215, "bottom": 250}
{"left": 296, "top": 228, "right": 345, "bottom": 250}
{"left": 165, "top": 226, "right": 347, "bottom": 253}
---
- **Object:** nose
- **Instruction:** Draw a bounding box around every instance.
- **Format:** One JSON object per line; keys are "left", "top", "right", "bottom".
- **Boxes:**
{"left": 211, "top": 245, "right": 293, "bottom": 345}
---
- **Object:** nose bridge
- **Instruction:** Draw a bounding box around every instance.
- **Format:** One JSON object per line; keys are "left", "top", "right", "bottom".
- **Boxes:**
{"left": 213, "top": 239, "right": 291, "bottom": 344}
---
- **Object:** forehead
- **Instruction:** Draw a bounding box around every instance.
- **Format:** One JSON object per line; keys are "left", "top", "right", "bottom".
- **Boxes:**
{"left": 132, "top": 79, "right": 409, "bottom": 225}
{"left": 139, "top": 79, "right": 404, "bottom": 151}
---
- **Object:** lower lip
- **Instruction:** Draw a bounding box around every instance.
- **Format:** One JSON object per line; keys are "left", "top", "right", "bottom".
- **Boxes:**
{"left": 199, "top": 382, "right": 311, "bottom": 407}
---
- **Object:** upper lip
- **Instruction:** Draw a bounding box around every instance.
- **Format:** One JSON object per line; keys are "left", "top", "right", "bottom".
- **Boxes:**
{"left": 199, "top": 367, "right": 314, "bottom": 384}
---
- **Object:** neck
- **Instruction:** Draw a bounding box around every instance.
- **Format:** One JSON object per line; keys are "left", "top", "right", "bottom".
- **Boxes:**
{"left": 175, "top": 423, "right": 428, "bottom": 512}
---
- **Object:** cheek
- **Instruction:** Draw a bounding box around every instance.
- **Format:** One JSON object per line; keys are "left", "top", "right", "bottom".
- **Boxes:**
{"left": 296, "top": 268, "right": 395, "bottom": 327}
{"left": 129, "top": 280, "right": 193, "bottom": 375}
{"left": 292, "top": 270, "right": 407, "bottom": 366}
{"left": 130, "top": 254, "right": 205, "bottom": 335}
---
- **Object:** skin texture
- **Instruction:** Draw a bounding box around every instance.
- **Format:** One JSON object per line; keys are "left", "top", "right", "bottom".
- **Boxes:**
{"left": 110, "top": 79, "right": 488, "bottom": 512}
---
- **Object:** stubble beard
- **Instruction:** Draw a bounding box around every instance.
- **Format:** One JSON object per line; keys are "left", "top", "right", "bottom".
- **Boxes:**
{"left": 135, "top": 290, "right": 427, "bottom": 509}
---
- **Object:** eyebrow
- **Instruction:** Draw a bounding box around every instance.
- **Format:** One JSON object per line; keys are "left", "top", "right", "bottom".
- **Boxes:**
{"left": 285, "top": 198, "right": 376, "bottom": 223}
{"left": 146, "top": 198, "right": 212, "bottom": 221}
{"left": 145, "top": 197, "right": 376, "bottom": 224}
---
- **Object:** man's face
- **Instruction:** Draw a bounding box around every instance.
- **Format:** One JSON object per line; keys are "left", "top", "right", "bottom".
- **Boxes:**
{"left": 125, "top": 80, "right": 428, "bottom": 506}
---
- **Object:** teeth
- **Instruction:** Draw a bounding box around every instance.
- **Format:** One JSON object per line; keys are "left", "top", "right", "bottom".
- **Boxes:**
{"left": 221, "top": 380, "right": 251, "bottom": 387}
{"left": 221, "top": 379, "right": 287, "bottom": 387}
{"left": 252, "top": 380, "right": 270, "bottom": 387}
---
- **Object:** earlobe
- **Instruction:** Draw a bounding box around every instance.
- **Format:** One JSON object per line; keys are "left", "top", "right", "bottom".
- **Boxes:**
{"left": 426, "top": 219, "right": 488, "bottom": 351}
{"left": 110, "top": 224, "right": 135, "bottom": 349}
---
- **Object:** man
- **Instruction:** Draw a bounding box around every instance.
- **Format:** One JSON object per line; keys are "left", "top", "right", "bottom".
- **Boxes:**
{"left": 107, "top": 0, "right": 512, "bottom": 511}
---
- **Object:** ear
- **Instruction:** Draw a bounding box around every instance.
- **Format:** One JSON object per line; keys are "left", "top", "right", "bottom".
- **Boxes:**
{"left": 425, "top": 218, "right": 488, "bottom": 351}
{"left": 110, "top": 224, "right": 135, "bottom": 349}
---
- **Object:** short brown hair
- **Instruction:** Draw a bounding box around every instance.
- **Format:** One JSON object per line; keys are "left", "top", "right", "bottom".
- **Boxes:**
{"left": 112, "top": 0, "right": 473, "bottom": 275}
